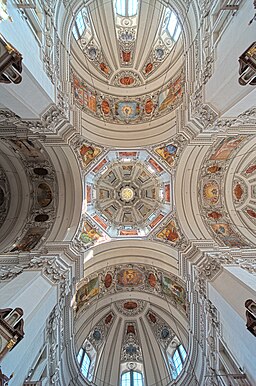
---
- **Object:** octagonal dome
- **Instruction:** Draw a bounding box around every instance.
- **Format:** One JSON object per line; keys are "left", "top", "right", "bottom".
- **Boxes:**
{"left": 84, "top": 149, "right": 173, "bottom": 239}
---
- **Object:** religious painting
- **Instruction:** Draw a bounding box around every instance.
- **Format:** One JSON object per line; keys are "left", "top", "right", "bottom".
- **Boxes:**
{"left": 148, "top": 158, "right": 163, "bottom": 173}
{"left": 115, "top": 101, "right": 140, "bottom": 121}
{"left": 37, "top": 183, "right": 52, "bottom": 207}
{"left": 73, "top": 75, "right": 84, "bottom": 106}
{"left": 158, "top": 77, "right": 183, "bottom": 112}
{"left": 157, "top": 220, "right": 179, "bottom": 243}
{"left": 165, "top": 184, "right": 171, "bottom": 202}
{"left": 144, "top": 62, "right": 153, "bottom": 74}
{"left": 117, "top": 268, "right": 144, "bottom": 287}
{"left": 233, "top": 182, "right": 244, "bottom": 201}
{"left": 147, "top": 312, "right": 157, "bottom": 324}
{"left": 86, "top": 185, "right": 92, "bottom": 204}
{"left": 162, "top": 276, "right": 186, "bottom": 308}
{"left": 144, "top": 98, "right": 154, "bottom": 114}
{"left": 123, "top": 301, "right": 138, "bottom": 310}
{"left": 79, "top": 144, "right": 101, "bottom": 168}
{"left": 211, "top": 223, "right": 247, "bottom": 247}
{"left": 10, "top": 139, "right": 44, "bottom": 161}
{"left": 76, "top": 277, "right": 99, "bottom": 311}
{"left": 101, "top": 100, "right": 111, "bottom": 116}
{"left": 120, "top": 76, "right": 135, "bottom": 86}
{"left": 155, "top": 143, "right": 177, "bottom": 167}
{"left": 127, "top": 324, "right": 135, "bottom": 334}
{"left": 99, "top": 62, "right": 110, "bottom": 75}
{"left": 122, "top": 51, "right": 131, "bottom": 63}
{"left": 120, "top": 230, "right": 138, "bottom": 236}
{"left": 93, "top": 215, "right": 108, "bottom": 230}
{"left": 147, "top": 273, "right": 157, "bottom": 288}
{"left": 84, "top": 88, "right": 96, "bottom": 112}
{"left": 105, "top": 313, "right": 113, "bottom": 325}
{"left": 149, "top": 214, "right": 164, "bottom": 228}
{"left": 207, "top": 211, "right": 222, "bottom": 220}
{"left": 246, "top": 208, "right": 256, "bottom": 219}
{"left": 203, "top": 181, "right": 220, "bottom": 205}
{"left": 104, "top": 273, "right": 113, "bottom": 288}
{"left": 210, "top": 136, "right": 245, "bottom": 161}
{"left": 207, "top": 165, "right": 222, "bottom": 174}
{"left": 244, "top": 163, "right": 256, "bottom": 175}
{"left": 93, "top": 158, "right": 107, "bottom": 173}
{"left": 119, "top": 152, "right": 137, "bottom": 157}
{"left": 11, "top": 227, "right": 46, "bottom": 252}
{"left": 80, "top": 221, "right": 102, "bottom": 244}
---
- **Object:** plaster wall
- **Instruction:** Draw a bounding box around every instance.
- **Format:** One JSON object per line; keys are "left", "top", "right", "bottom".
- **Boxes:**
{"left": 0, "top": 271, "right": 58, "bottom": 386}
{"left": 209, "top": 266, "right": 256, "bottom": 383}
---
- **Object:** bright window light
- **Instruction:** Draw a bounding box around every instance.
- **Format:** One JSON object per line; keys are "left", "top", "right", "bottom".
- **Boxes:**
{"left": 173, "top": 24, "right": 181, "bottom": 42}
{"left": 116, "top": 0, "right": 138, "bottom": 17}
{"left": 165, "top": 9, "right": 181, "bottom": 42}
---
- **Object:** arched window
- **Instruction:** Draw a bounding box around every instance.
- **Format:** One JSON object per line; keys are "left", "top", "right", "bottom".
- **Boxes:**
{"left": 72, "top": 8, "right": 87, "bottom": 40}
{"left": 168, "top": 344, "right": 187, "bottom": 380}
{"left": 165, "top": 9, "right": 181, "bottom": 42}
{"left": 115, "top": 0, "right": 138, "bottom": 17}
{"left": 121, "top": 370, "right": 143, "bottom": 386}
{"left": 77, "top": 348, "right": 91, "bottom": 379}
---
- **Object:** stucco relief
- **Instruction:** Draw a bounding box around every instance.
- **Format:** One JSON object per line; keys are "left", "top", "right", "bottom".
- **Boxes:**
{"left": 198, "top": 135, "right": 253, "bottom": 248}
{"left": 2, "top": 138, "right": 58, "bottom": 253}
{"left": 74, "top": 264, "right": 187, "bottom": 317}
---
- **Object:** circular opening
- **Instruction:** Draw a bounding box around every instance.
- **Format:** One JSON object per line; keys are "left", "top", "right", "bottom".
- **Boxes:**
{"left": 35, "top": 214, "right": 49, "bottom": 222}
{"left": 34, "top": 168, "right": 48, "bottom": 176}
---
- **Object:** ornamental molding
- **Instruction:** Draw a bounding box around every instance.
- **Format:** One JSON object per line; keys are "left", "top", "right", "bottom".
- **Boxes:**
{"left": 0, "top": 255, "right": 70, "bottom": 300}
{"left": 0, "top": 105, "right": 73, "bottom": 137}
{"left": 207, "top": 107, "right": 256, "bottom": 132}
{"left": 191, "top": 87, "right": 219, "bottom": 130}
{"left": 196, "top": 251, "right": 256, "bottom": 296}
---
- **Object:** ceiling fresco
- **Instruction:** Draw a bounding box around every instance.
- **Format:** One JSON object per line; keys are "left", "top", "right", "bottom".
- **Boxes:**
{"left": 72, "top": 72, "right": 184, "bottom": 124}
{"left": 71, "top": 2, "right": 183, "bottom": 85}
{"left": 199, "top": 135, "right": 256, "bottom": 248}
{"left": 83, "top": 149, "right": 173, "bottom": 238}
{"left": 74, "top": 263, "right": 187, "bottom": 316}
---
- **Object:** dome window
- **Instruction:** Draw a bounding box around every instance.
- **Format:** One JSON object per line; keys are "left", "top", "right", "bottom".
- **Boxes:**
{"left": 121, "top": 370, "right": 144, "bottom": 386}
{"left": 72, "top": 9, "right": 87, "bottom": 40}
{"left": 77, "top": 348, "right": 91, "bottom": 379}
{"left": 168, "top": 344, "right": 187, "bottom": 379}
{"left": 115, "top": 0, "right": 138, "bottom": 17}
{"left": 165, "top": 9, "right": 181, "bottom": 42}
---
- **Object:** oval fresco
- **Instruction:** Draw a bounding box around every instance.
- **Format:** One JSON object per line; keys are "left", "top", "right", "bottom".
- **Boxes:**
{"left": 207, "top": 211, "right": 222, "bottom": 220}
{"left": 144, "top": 99, "right": 154, "bottom": 114}
{"left": 104, "top": 273, "right": 113, "bottom": 288}
{"left": 120, "top": 76, "right": 135, "bottom": 86}
{"left": 246, "top": 208, "right": 256, "bottom": 218}
{"left": 207, "top": 165, "right": 221, "bottom": 174}
{"left": 123, "top": 301, "right": 138, "bottom": 310}
{"left": 233, "top": 182, "right": 244, "bottom": 201}
{"left": 101, "top": 100, "right": 110, "bottom": 115}
{"left": 148, "top": 273, "right": 157, "bottom": 288}
{"left": 33, "top": 167, "right": 48, "bottom": 176}
{"left": 37, "top": 183, "right": 52, "bottom": 208}
{"left": 35, "top": 214, "right": 49, "bottom": 222}
{"left": 203, "top": 181, "right": 219, "bottom": 205}
{"left": 117, "top": 268, "right": 144, "bottom": 287}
